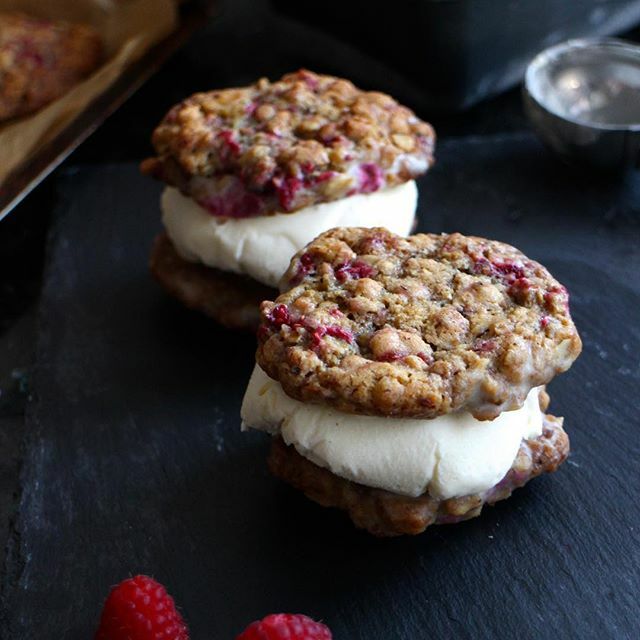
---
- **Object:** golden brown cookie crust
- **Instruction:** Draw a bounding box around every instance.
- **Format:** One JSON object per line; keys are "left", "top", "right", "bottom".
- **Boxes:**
{"left": 150, "top": 233, "right": 275, "bottom": 331}
{"left": 257, "top": 227, "right": 582, "bottom": 420}
{"left": 268, "top": 413, "right": 569, "bottom": 537}
{"left": 142, "top": 69, "right": 435, "bottom": 217}
{"left": 0, "top": 12, "right": 102, "bottom": 121}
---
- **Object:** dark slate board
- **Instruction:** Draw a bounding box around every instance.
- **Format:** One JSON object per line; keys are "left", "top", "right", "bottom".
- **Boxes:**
{"left": 3, "top": 133, "right": 639, "bottom": 639}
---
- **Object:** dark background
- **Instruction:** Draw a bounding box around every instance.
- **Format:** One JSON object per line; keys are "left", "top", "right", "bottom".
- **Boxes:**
{"left": 1, "top": 1, "right": 639, "bottom": 637}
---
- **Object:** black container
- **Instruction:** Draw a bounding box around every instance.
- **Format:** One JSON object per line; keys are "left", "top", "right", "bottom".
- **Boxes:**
{"left": 272, "top": 0, "right": 640, "bottom": 111}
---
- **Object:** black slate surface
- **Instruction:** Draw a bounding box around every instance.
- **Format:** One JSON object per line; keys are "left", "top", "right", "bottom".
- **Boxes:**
{"left": 2, "top": 133, "right": 639, "bottom": 639}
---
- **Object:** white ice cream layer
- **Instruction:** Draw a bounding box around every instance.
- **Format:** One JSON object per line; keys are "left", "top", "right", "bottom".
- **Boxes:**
{"left": 241, "top": 365, "right": 544, "bottom": 499}
{"left": 161, "top": 181, "right": 417, "bottom": 289}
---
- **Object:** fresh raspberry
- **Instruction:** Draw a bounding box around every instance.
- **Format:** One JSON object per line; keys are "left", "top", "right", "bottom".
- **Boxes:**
{"left": 236, "top": 613, "right": 332, "bottom": 640}
{"left": 95, "top": 575, "right": 188, "bottom": 640}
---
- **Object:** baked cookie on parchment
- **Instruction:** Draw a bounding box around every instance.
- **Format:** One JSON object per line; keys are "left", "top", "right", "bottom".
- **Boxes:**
{"left": 0, "top": 12, "right": 102, "bottom": 121}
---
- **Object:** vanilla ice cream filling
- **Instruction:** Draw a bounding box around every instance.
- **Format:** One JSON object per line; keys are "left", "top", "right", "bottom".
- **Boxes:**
{"left": 241, "top": 365, "right": 544, "bottom": 500}
{"left": 161, "top": 181, "right": 418, "bottom": 289}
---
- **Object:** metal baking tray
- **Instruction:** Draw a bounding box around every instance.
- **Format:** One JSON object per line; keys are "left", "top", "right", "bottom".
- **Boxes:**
{"left": 0, "top": 1, "right": 215, "bottom": 222}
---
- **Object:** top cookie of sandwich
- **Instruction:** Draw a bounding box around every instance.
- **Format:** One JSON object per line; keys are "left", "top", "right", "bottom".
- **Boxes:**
{"left": 257, "top": 227, "right": 581, "bottom": 421}
{"left": 141, "top": 70, "right": 435, "bottom": 217}
{"left": 0, "top": 12, "right": 102, "bottom": 121}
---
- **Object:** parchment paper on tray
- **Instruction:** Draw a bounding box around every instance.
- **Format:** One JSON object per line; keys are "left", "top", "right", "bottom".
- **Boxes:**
{"left": 0, "top": 0, "right": 178, "bottom": 184}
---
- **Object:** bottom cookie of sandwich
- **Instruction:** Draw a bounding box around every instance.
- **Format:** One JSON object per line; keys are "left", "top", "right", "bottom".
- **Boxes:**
{"left": 268, "top": 414, "right": 569, "bottom": 537}
{"left": 150, "top": 233, "right": 276, "bottom": 331}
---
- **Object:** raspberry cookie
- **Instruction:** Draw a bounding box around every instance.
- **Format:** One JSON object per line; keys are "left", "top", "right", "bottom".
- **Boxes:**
{"left": 142, "top": 70, "right": 435, "bottom": 329}
{"left": 0, "top": 12, "right": 102, "bottom": 121}
{"left": 241, "top": 227, "right": 581, "bottom": 536}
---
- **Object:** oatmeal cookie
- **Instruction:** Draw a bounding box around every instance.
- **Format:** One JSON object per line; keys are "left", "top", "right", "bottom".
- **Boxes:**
{"left": 268, "top": 413, "right": 569, "bottom": 537}
{"left": 0, "top": 12, "right": 102, "bottom": 121}
{"left": 150, "top": 234, "right": 275, "bottom": 331}
{"left": 141, "top": 69, "right": 435, "bottom": 217}
{"left": 257, "top": 227, "right": 581, "bottom": 420}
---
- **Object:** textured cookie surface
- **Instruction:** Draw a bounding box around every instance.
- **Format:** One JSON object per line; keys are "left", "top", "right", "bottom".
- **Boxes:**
{"left": 142, "top": 69, "right": 434, "bottom": 217}
{"left": 257, "top": 227, "right": 581, "bottom": 420}
{"left": 0, "top": 12, "right": 102, "bottom": 121}
{"left": 150, "top": 234, "right": 275, "bottom": 331}
{"left": 268, "top": 413, "right": 569, "bottom": 537}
